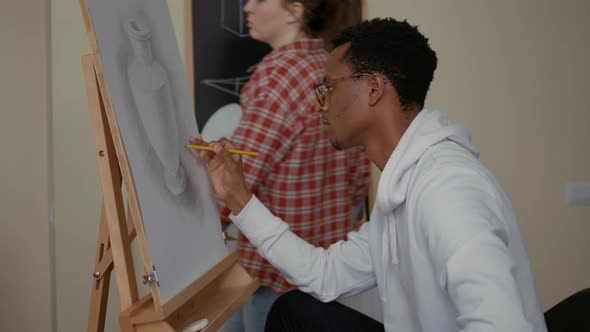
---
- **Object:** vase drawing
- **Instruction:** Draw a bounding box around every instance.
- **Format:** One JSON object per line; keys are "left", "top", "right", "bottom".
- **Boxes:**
{"left": 125, "top": 18, "right": 187, "bottom": 196}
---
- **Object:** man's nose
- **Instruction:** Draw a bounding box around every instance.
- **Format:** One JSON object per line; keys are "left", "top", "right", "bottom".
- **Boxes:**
{"left": 319, "top": 99, "right": 330, "bottom": 113}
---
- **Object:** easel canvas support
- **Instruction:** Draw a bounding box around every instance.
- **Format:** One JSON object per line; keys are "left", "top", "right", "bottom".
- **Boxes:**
{"left": 82, "top": 53, "right": 258, "bottom": 331}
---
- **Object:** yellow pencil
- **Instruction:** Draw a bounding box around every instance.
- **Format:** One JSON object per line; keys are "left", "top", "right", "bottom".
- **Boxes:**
{"left": 185, "top": 144, "right": 259, "bottom": 157}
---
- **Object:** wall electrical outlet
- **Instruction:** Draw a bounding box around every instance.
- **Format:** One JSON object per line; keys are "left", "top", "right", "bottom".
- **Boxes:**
{"left": 565, "top": 182, "right": 590, "bottom": 206}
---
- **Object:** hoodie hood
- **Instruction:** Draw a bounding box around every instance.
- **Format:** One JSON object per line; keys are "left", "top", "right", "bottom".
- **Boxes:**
{"left": 375, "top": 109, "right": 479, "bottom": 214}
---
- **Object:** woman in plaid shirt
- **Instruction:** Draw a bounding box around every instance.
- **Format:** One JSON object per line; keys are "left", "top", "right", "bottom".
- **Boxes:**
{"left": 218, "top": 0, "right": 370, "bottom": 331}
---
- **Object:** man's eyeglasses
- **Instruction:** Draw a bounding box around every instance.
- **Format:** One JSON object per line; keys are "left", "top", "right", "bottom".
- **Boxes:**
{"left": 313, "top": 73, "right": 388, "bottom": 107}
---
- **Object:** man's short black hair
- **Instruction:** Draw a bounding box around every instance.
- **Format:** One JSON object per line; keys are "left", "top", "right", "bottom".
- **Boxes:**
{"left": 331, "top": 18, "right": 438, "bottom": 110}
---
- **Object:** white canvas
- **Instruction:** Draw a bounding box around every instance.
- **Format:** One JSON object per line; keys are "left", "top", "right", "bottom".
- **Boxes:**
{"left": 85, "top": 0, "right": 229, "bottom": 303}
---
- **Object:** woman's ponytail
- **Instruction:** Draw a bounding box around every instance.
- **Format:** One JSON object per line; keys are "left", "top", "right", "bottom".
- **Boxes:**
{"left": 288, "top": 0, "right": 363, "bottom": 44}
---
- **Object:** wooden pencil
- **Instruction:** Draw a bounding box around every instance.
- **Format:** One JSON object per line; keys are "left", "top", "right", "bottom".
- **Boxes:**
{"left": 185, "top": 144, "right": 259, "bottom": 157}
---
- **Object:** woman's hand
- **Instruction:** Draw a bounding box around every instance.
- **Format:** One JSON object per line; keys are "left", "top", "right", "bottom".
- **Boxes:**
{"left": 189, "top": 135, "right": 252, "bottom": 215}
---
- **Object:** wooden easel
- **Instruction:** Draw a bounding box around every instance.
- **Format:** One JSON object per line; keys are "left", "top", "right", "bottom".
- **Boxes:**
{"left": 81, "top": 20, "right": 258, "bottom": 332}
{"left": 82, "top": 52, "right": 258, "bottom": 331}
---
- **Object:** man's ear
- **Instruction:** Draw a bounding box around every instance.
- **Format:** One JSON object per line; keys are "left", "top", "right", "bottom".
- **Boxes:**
{"left": 286, "top": 1, "right": 304, "bottom": 25}
{"left": 368, "top": 75, "right": 385, "bottom": 106}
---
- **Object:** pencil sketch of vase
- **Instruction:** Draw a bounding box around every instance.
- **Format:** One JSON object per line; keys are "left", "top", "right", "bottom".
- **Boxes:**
{"left": 125, "top": 18, "right": 187, "bottom": 196}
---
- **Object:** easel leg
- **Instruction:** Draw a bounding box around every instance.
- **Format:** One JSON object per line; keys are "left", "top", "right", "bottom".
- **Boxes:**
{"left": 88, "top": 203, "right": 138, "bottom": 331}
{"left": 88, "top": 203, "right": 112, "bottom": 331}
{"left": 83, "top": 54, "right": 140, "bottom": 331}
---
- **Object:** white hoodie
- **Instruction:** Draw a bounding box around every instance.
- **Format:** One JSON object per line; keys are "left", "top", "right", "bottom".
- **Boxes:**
{"left": 231, "top": 110, "right": 548, "bottom": 331}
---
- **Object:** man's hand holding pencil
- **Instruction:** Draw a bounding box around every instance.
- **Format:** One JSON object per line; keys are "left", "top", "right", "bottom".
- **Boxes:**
{"left": 189, "top": 135, "right": 253, "bottom": 215}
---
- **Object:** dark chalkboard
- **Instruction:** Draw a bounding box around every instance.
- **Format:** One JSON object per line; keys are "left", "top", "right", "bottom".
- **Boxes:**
{"left": 189, "top": 0, "right": 271, "bottom": 131}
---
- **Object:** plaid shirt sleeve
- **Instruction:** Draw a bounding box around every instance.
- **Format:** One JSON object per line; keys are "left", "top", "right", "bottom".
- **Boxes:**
{"left": 218, "top": 74, "right": 302, "bottom": 221}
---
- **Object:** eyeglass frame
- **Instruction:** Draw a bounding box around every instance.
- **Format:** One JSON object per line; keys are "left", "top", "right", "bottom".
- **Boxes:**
{"left": 313, "top": 73, "right": 389, "bottom": 107}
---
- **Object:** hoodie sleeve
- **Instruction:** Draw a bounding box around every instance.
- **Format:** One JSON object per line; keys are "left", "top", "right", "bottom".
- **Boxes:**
{"left": 230, "top": 195, "right": 376, "bottom": 302}
{"left": 413, "top": 166, "right": 536, "bottom": 331}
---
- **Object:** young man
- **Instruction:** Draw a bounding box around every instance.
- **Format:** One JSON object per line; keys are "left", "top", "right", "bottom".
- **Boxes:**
{"left": 191, "top": 18, "right": 547, "bottom": 331}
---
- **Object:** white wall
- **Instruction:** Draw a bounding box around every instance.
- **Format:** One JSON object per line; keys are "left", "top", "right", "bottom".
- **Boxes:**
{"left": 368, "top": 0, "right": 590, "bottom": 309}
{"left": 0, "top": 1, "right": 51, "bottom": 331}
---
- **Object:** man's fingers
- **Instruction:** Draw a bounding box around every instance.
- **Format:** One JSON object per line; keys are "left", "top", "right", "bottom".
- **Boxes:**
{"left": 202, "top": 140, "right": 244, "bottom": 177}
{"left": 207, "top": 152, "right": 225, "bottom": 172}
{"left": 218, "top": 137, "right": 238, "bottom": 150}
{"left": 216, "top": 137, "right": 242, "bottom": 162}
{"left": 209, "top": 142, "right": 243, "bottom": 170}
{"left": 200, "top": 150, "right": 215, "bottom": 159}
{"left": 188, "top": 135, "right": 217, "bottom": 159}
{"left": 224, "top": 147, "right": 242, "bottom": 164}
{"left": 189, "top": 134, "right": 206, "bottom": 145}
{"left": 205, "top": 143, "right": 228, "bottom": 172}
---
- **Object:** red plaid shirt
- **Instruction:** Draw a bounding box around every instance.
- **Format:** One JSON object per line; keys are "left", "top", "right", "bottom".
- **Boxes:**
{"left": 223, "top": 39, "right": 370, "bottom": 294}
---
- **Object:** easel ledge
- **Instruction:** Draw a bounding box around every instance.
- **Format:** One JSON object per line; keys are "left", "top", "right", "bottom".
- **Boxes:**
{"left": 82, "top": 52, "right": 258, "bottom": 331}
